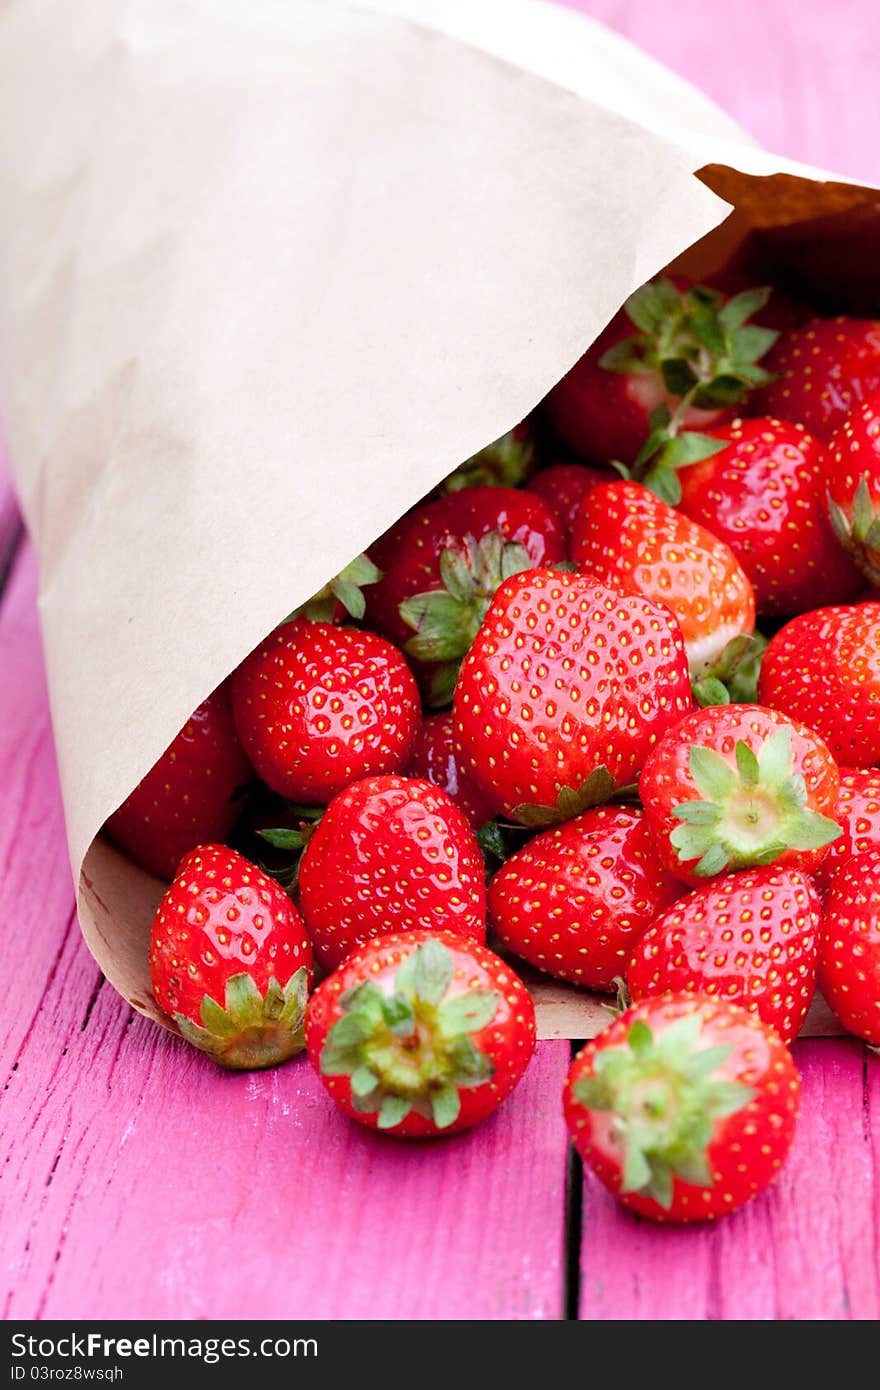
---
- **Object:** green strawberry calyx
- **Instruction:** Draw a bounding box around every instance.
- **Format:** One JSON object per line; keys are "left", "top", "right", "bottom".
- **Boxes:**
{"left": 512, "top": 765, "right": 616, "bottom": 828}
{"left": 669, "top": 727, "right": 841, "bottom": 877}
{"left": 692, "top": 632, "right": 768, "bottom": 708}
{"left": 399, "top": 531, "right": 532, "bottom": 707}
{"left": 828, "top": 475, "right": 880, "bottom": 587}
{"left": 319, "top": 939, "right": 499, "bottom": 1131}
{"left": 441, "top": 427, "right": 536, "bottom": 493}
{"left": 175, "top": 967, "right": 309, "bottom": 1071}
{"left": 574, "top": 1013, "right": 756, "bottom": 1208}
{"left": 291, "top": 553, "right": 383, "bottom": 624}
{"left": 602, "top": 280, "right": 778, "bottom": 505}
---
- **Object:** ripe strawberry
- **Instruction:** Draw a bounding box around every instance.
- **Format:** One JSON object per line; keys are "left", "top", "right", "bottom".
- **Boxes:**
{"left": 453, "top": 568, "right": 693, "bottom": 826}
{"left": 405, "top": 712, "right": 494, "bottom": 829}
{"left": 826, "top": 393, "right": 880, "bottom": 586}
{"left": 441, "top": 421, "right": 537, "bottom": 492}
{"left": 365, "top": 486, "right": 564, "bottom": 705}
{"left": 230, "top": 619, "right": 420, "bottom": 803}
{"left": 677, "top": 417, "right": 862, "bottom": 614}
{"left": 563, "top": 994, "right": 800, "bottom": 1222}
{"left": 813, "top": 768, "right": 880, "bottom": 894}
{"left": 305, "top": 931, "right": 535, "bottom": 1137}
{"left": 627, "top": 866, "right": 821, "bottom": 1043}
{"left": 106, "top": 684, "right": 252, "bottom": 880}
{"left": 819, "top": 848, "right": 880, "bottom": 1044}
{"left": 297, "top": 775, "right": 486, "bottom": 972}
{"left": 526, "top": 462, "right": 613, "bottom": 550}
{"left": 571, "top": 480, "right": 756, "bottom": 677}
{"left": 639, "top": 703, "right": 840, "bottom": 885}
{"left": 543, "top": 278, "right": 777, "bottom": 466}
{"left": 488, "top": 806, "right": 682, "bottom": 990}
{"left": 758, "top": 602, "right": 880, "bottom": 767}
{"left": 149, "top": 844, "right": 313, "bottom": 1069}
{"left": 756, "top": 316, "right": 880, "bottom": 439}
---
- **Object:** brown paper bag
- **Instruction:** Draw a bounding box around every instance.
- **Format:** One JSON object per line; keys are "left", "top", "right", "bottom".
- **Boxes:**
{"left": 0, "top": 0, "right": 876, "bottom": 1039}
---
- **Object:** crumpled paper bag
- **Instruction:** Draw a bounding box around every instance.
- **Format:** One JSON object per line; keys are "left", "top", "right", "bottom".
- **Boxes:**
{"left": 0, "top": 0, "right": 876, "bottom": 1037}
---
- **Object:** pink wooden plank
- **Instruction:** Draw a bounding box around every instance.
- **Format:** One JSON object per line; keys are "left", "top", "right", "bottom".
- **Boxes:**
{"left": 561, "top": 0, "right": 880, "bottom": 186}
{"left": 0, "top": 545, "right": 571, "bottom": 1320}
{"left": 578, "top": 1040, "right": 880, "bottom": 1319}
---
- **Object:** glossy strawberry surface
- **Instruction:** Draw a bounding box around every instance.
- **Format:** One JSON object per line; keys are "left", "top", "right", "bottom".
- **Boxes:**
{"left": 231, "top": 620, "right": 420, "bottom": 802}
{"left": 106, "top": 684, "right": 252, "bottom": 881}
{"left": 526, "top": 462, "right": 614, "bottom": 549}
{"left": 488, "top": 806, "right": 682, "bottom": 989}
{"left": 826, "top": 392, "right": 880, "bottom": 586}
{"left": 405, "top": 712, "right": 494, "bottom": 829}
{"left": 677, "top": 417, "right": 862, "bottom": 614}
{"left": 756, "top": 316, "right": 880, "bottom": 439}
{"left": 758, "top": 603, "right": 880, "bottom": 766}
{"left": 149, "top": 845, "right": 313, "bottom": 1069}
{"left": 813, "top": 768, "right": 880, "bottom": 894}
{"left": 453, "top": 568, "right": 693, "bottom": 823}
{"left": 571, "top": 480, "right": 755, "bottom": 676}
{"left": 627, "top": 866, "right": 821, "bottom": 1043}
{"left": 819, "top": 848, "right": 880, "bottom": 1045}
{"left": 297, "top": 775, "right": 486, "bottom": 972}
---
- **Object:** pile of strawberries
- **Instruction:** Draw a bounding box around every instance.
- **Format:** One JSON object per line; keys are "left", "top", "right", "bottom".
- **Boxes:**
{"left": 105, "top": 274, "right": 880, "bottom": 1224}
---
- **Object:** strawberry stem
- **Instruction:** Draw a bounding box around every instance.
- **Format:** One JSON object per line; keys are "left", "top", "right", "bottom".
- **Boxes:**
{"left": 319, "top": 940, "right": 498, "bottom": 1131}
{"left": 573, "top": 1013, "right": 755, "bottom": 1207}
{"left": 670, "top": 727, "right": 841, "bottom": 876}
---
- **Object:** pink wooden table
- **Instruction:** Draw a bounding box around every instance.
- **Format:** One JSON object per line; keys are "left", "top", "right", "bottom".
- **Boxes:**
{"left": 2, "top": 0, "right": 879, "bottom": 1321}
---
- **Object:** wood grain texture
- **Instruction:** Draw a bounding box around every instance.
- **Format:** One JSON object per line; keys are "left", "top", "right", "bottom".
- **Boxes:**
{"left": 0, "top": 545, "right": 571, "bottom": 1319}
{"left": 566, "top": 0, "right": 880, "bottom": 1320}
{"left": 578, "top": 1040, "right": 880, "bottom": 1319}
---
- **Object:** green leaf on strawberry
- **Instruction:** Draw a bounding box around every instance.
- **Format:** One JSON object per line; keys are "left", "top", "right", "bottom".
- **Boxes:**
{"left": 175, "top": 967, "right": 310, "bottom": 1071}
{"left": 670, "top": 727, "right": 841, "bottom": 877}
{"left": 512, "top": 765, "right": 616, "bottom": 828}
{"left": 573, "top": 1012, "right": 756, "bottom": 1209}
{"left": 319, "top": 939, "right": 499, "bottom": 1131}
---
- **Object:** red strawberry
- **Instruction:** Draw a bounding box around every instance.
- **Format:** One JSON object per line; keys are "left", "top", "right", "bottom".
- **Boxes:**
{"left": 677, "top": 417, "right": 862, "bottom": 615}
{"left": 488, "top": 806, "right": 682, "bottom": 990}
{"left": 756, "top": 316, "right": 880, "bottom": 439}
{"left": 305, "top": 930, "right": 535, "bottom": 1137}
{"left": 297, "top": 775, "right": 486, "bottom": 972}
{"left": 639, "top": 703, "right": 840, "bottom": 885}
{"left": 543, "top": 277, "right": 777, "bottom": 466}
{"left": 826, "top": 393, "right": 880, "bottom": 586}
{"left": 563, "top": 994, "right": 800, "bottom": 1222}
{"left": 405, "top": 712, "right": 494, "bottom": 829}
{"left": 758, "top": 602, "right": 880, "bottom": 767}
{"left": 106, "top": 684, "right": 252, "bottom": 881}
{"left": 627, "top": 866, "right": 821, "bottom": 1043}
{"left": 819, "top": 848, "right": 880, "bottom": 1044}
{"left": 571, "top": 480, "right": 756, "bottom": 677}
{"left": 441, "top": 421, "right": 537, "bottom": 493}
{"left": 230, "top": 620, "right": 420, "bottom": 803}
{"left": 526, "top": 462, "right": 613, "bottom": 550}
{"left": 366, "top": 486, "right": 564, "bottom": 705}
{"left": 149, "top": 844, "right": 313, "bottom": 1069}
{"left": 453, "top": 568, "right": 693, "bottom": 826}
{"left": 813, "top": 768, "right": 880, "bottom": 894}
